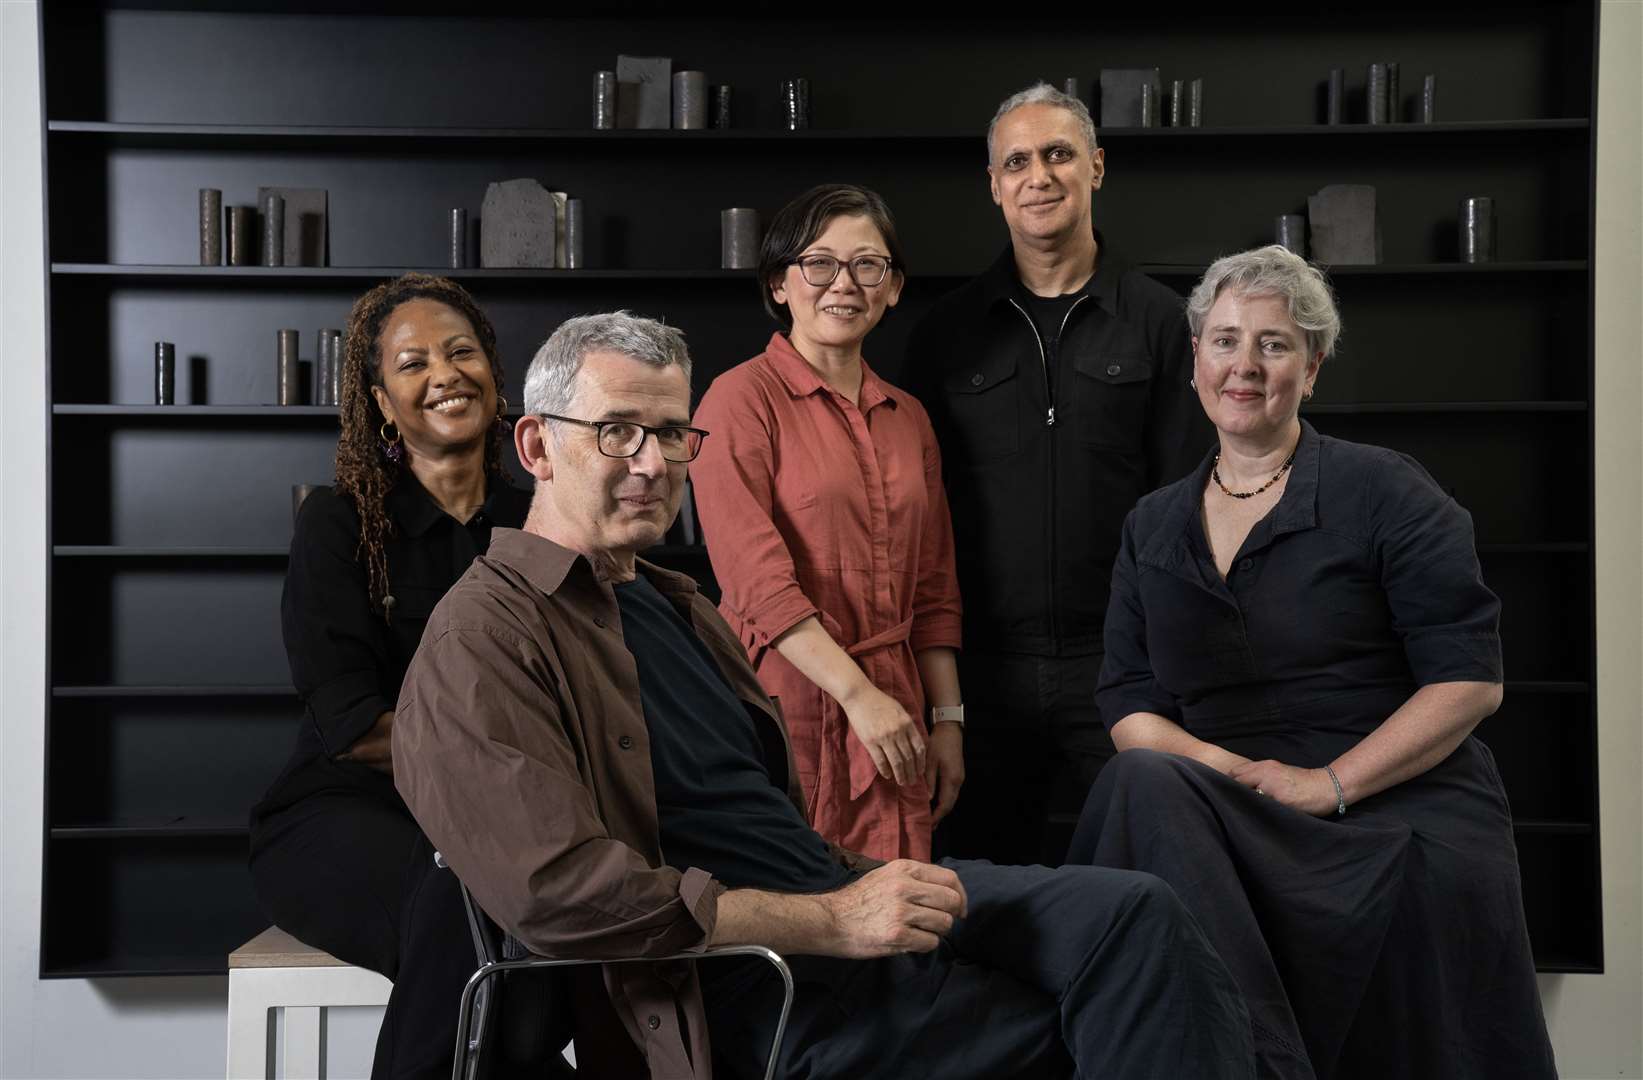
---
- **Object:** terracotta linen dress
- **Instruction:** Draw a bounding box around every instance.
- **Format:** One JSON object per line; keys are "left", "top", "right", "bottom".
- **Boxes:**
{"left": 691, "top": 332, "right": 963, "bottom": 860}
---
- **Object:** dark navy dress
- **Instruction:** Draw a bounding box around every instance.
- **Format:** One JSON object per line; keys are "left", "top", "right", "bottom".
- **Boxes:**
{"left": 1069, "top": 421, "right": 1555, "bottom": 1080}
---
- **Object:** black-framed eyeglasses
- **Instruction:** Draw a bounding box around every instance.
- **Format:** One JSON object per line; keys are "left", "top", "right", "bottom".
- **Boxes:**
{"left": 539, "top": 413, "right": 709, "bottom": 462}
{"left": 789, "top": 253, "right": 896, "bottom": 288}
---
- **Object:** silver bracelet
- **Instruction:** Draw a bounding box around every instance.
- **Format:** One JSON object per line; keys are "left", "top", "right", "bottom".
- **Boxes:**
{"left": 1324, "top": 765, "right": 1347, "bottom": 816}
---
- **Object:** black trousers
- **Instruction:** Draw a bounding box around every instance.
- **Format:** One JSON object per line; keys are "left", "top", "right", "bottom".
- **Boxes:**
{"left": 706, "top": 858, "right": 1254, "bottom": 1079}
{"left": 248, "top": 758, "right": 478, "bottom": 1080}
{"left": 937, "top": 649, "right": 1114, "bottom": 865}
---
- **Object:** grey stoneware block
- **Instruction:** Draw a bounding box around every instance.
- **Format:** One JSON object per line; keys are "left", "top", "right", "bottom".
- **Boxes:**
{"left": 315, "top": 328, "right": 342, "bottom": 406}
{"left": 198, "top": 189, "right": 221, "bottom": 266}
{"left": 1062, "top": 76, "right": 1081, "bottom": 102}
{"left": 548, "top": 191, "right": 568, "bottom": 267}
{"left": 673, "top": 71, "right": 707, "bottom": 129}
{"left": 566, "top": 198, "right": 585, "bottom": 269}
{"left": 617, "top": 55, "right": 671, "bottom": 129}
{"left": 1189, "top": 78, "right": 1203, "bottom": 127}
{"left": 593, "top": 70, "right": 618, "bottom": 129}
{"left": 154, "top": 342, "right": 175, "bottom": 405}
{"left": 1459, "top": 197, "right": 1496, "bottom": 263}
{"left": 1307, "top": 184, "right": 1380, "bottom": 264}
{"left": 227, "top": 206, "right": 253, "bottom": 266}
{"left": 449, "top": 208, "right": 468, "bottom": 269}
{"left": 721, "top": 208, "right": 759, "bottom": 270}
{"left": 1168, "top": 79, "right": 1184, "bottom": 126}
{"left": 480, "top": 179, "right": 558, "bottom": 268}
{"left": 260, "top": 193, "right": 284, "bottom": 267}
{"left": 1326, "top": 68, "right": 1344, "bottom": 124}
{"left": 277, "top": 329, "right": 301, "bottom": 406}
{"left": 257, "top": 187, "right": 328, "bottom": 266}
{"left": 1367, "top": 63, "right": 1389, "bottom": 124}
{"left": 1387, "top": 63, "right": 1400, "bottom": 122}
{"left": 1421, "top": 75, "right": 1437, "bottom": 123}
{"left": 713, "top": 85, "right": 733, "bottom": 129}
{"left": 1275, "top": 214, "right": 1307, "bottom": 257}
{"left": 1099, "top": 68, "right": 1162, "bottom": 127}
{"left": 615, "top": 82, "right": 640, "bottom": 128}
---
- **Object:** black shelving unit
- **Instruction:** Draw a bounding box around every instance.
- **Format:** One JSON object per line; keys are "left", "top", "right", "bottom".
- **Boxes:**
{"left": 39, "top": 3, "right": 1600, "bottom": 977}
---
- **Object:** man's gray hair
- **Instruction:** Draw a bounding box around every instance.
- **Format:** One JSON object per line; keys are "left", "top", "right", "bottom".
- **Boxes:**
{"left": 987, "top": 82, "right": 1098, "bottom": 163}
{"left": 523, "top": 311, "right": 692, "bottom": 416}
{"left": 1186, "top": 245, "right": 1342, "bottom": 360}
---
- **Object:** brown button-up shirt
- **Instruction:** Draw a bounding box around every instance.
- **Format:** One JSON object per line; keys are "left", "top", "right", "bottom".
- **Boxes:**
{"left": 393, "top": 527, "right": 873, "bottom": 1079}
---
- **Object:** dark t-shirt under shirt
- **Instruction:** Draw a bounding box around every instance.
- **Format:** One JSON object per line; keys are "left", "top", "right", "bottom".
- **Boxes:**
{"left": 613, "top": 573, "right": 852, "bottom": 895}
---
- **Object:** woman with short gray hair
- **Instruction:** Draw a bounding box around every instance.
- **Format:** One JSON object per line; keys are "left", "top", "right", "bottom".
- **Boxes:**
{"left": 1066, "top": 245, "right": 1555, "bottom": 1076}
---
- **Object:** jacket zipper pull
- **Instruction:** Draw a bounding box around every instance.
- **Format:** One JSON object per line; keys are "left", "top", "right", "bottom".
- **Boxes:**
{"left": 1047, "top": 407, "right": 1056, "bottom": 427}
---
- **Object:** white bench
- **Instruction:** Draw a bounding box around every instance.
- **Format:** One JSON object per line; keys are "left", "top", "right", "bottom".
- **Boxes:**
{"left": 226, "top": 927, "right": 392, "bottom": 1080}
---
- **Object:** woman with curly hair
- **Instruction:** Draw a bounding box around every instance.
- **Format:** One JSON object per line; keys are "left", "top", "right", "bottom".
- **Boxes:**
{"left": 248, "top": 274, "right": 534, "bottom": 1080}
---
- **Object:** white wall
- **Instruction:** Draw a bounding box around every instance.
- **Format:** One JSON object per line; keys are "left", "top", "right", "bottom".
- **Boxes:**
{"left": 1, "top": 1, "right": 1638, "bottom": 1076}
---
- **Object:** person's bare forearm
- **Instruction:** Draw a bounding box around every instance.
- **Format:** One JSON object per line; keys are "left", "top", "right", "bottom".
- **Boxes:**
{"left": 915, "top": 647, "right": 960, "bottom": 710}
{"left": 773, "top": 617, "right": 873, "bottom": 707}
{"left": 1328, "top": 681, "right": 1500, "bottom": 805}
{"left": 1111, "top": 711, "right": 1251, "bottom": 774}
{"left": 711, "top": 888, "right": 839, "bottom": 955}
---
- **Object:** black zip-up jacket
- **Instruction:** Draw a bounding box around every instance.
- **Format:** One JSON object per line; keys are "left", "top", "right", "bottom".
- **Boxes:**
{"left": 904, "top": 243, "right": 1212, "bottom": 656}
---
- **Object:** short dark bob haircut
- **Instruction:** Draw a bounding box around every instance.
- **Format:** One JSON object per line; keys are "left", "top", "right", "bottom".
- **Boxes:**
{"left": 757, "top": 183, "right": 908, "bottom": 328}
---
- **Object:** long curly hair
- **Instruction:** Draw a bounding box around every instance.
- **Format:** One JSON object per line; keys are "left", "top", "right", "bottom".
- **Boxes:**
{"left": 333, "top": 273, "right": 507, "bottom": 613}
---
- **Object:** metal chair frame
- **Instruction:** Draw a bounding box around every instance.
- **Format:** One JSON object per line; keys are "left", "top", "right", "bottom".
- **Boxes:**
{"left": 441, "top": 855, "right": 795, "bottom": 1080}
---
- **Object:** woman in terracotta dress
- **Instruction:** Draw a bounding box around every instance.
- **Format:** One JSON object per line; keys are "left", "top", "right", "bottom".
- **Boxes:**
{"left": 691, "top": 184, "right": 964, "bottom": 860}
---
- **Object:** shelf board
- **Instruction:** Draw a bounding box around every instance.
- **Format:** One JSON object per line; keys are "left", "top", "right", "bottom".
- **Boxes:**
{"left": 41, "top": 955, "right": 231, "bottom": 979}
{"left": 51, "top": 261, "right": 1588, "bottom": 281}
{"left": 1504, "top": 681, "right": 1591, "bottom": 695}
{"left": 49, "top": 263, "right": 761, "bottom": 281}
{"left": 46, "top": 119, "right": 1589, "bottom": 144}
{"left": 54, "top": 404, "right": 337, "bottom": 417}
{"left": 1475, "top": 542, "right": 1590, "bottom": 555}
{"left": 1512, "top": 820, "right": 1594, "bottom": 836}
{"left": 53, "top": 685, "right": 296, "bottom": 698}
{"left": 1304, "top": 400, "right": 1587, "bottom": 414}
{"left": 54, "top": 545, "right": 288, "bottom": 557}
{"left": 51, "top": 822, "right": 249, "bottom": 841}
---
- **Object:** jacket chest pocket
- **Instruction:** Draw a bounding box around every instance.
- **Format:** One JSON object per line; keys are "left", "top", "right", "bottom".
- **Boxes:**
{"left": 942, "top": 354, "right": 1020, "bottom": 464}
{"left": 1069, "top": 352, "right": 1151, "bottom": 451}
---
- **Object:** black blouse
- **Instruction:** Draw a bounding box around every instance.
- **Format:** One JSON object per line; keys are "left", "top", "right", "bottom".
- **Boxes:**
{"left": 1098, "top": 420, "right": 1502, "bottom": 741}
{"left": 269, "top": 475, "right": 531, "bottom": 795}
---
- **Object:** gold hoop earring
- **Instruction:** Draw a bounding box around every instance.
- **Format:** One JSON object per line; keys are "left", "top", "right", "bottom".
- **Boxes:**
{"left": 380, "top": 420, "right": 404, "bottom": 465}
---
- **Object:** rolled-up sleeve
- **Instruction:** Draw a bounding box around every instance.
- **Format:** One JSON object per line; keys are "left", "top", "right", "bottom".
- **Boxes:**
{"left": 909, "top": 407, "right": 963, "bottom": 653}
{"left": 691, "top": 376, "right": 819, "bottom": 648}
{"left": 1096, "top": 512, "right": 1184, "bottom": 727}
{"left": 393, "top": 623, "right": 721, "bottom": 958}
{"left": 281, "top": 492, "right": 394, "bottom": 757}
{"left": 1368, "top": 452, "right": 1504, "bottom": 685}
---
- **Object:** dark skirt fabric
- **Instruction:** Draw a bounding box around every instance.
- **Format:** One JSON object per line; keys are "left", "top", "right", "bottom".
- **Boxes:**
{"left": 1069, "top": 740, "right": 1556, "bottom": 1080}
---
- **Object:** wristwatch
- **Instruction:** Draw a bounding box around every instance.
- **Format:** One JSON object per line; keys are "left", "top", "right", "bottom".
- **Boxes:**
{"left": 931, "top": 705, "right": 965, "bottom": 729}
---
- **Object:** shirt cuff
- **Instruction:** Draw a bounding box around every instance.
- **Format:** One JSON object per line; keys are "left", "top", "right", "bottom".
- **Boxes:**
{"left": 909, "top": 612, "right": 963, "bottom": 654}
{"left": 737, "top": 587, "right": 819, "bottom": 650}
{"left": 678, "top": 866, "right": 725, "bottom": 949}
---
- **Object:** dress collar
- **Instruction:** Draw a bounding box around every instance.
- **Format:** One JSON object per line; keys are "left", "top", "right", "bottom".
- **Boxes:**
{"left": 1136, "top": 419, "right": 1323, "bottom": 574}
{"left": 762, "top": 331, "right": 894, "bottom": 412}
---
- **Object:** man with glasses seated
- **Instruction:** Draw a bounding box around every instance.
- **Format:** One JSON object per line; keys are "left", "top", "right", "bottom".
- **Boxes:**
{"left": 903, "top": 83, "right": 1213, "bottom": 866}
{"left": 391, "top": 311, "right": 1254, "bottom": 1079}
